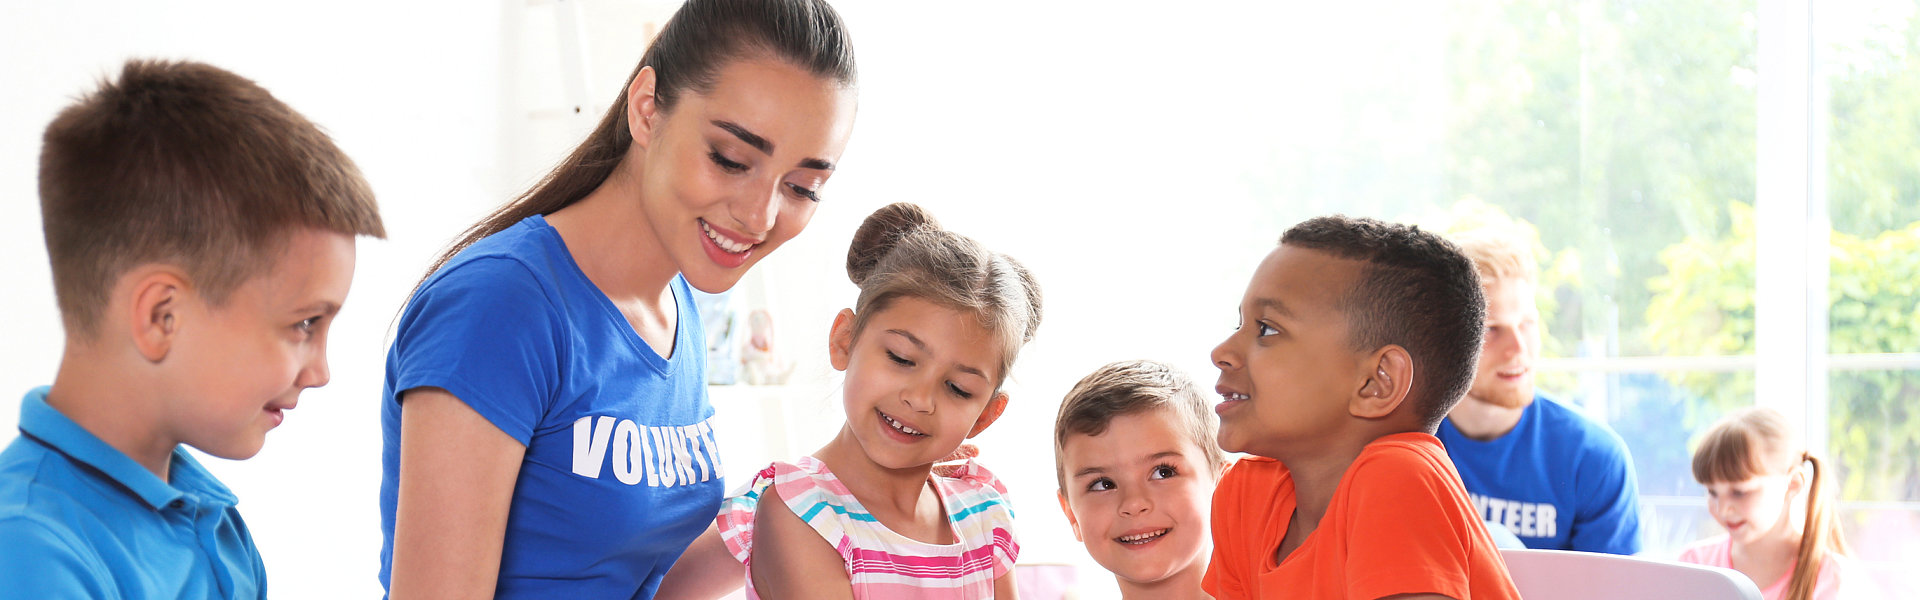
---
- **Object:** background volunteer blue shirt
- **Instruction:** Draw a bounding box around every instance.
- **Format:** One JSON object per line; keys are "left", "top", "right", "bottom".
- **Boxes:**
{"left": 380, "top": 215, "right": 724, "bottom": 598}
{"left": 0, "top": 387, "right": 267, "bottom": 599}
{"left": 1437, "top": 392, "right": 1643, "bottom": 554}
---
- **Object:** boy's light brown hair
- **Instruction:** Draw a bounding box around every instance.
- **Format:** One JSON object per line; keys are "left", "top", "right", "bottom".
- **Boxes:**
{"left": 1053, "top": 360, "right": 1225, "bottom": 492}
{"left": 39, "top": 59, "right": 385, "bottom": 338}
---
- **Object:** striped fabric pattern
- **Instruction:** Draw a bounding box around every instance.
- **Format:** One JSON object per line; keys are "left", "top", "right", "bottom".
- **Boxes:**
{"left": 717, "top": 456, "right": 1019, "bottom": 599}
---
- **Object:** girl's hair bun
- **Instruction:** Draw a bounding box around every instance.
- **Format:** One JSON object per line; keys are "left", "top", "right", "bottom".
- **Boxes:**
{"left": 846, "top": 202, "right": 939, "bottom": 286}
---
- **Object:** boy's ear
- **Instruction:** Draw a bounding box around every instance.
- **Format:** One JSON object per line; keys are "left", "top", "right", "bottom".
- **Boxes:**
{"left": 966, "top": 392, "right": 1009, "bottom": 438}
{"left": 1057, "top": 490, "right": 1084, "bottom": 542}
{"left": 128, "top": 267, "right": 187, "bottom": 363}
{"left": 827, "top": 308, "right": 856, "bottom": 371}
{"left": 1350, "top": 345, "right": 1413, "bottom": 419}
{"left": 626, "top": 66, "right": 662, "bottom": 149}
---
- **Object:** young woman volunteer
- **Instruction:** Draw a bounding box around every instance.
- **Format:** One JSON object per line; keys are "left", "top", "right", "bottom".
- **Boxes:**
{"left": 378, "top": 0, "right": 859, "bottom": 596}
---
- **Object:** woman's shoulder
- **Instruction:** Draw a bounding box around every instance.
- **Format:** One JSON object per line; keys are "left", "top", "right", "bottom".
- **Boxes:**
{"left": 424, "top": 217, "right": 563, "bottom": 288}
{"left": 403, "top": 217, "right": 576, "bottom": 324}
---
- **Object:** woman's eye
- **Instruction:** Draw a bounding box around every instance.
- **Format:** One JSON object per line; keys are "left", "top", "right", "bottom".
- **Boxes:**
{"left": 708, "top": 150, "right": 748, "bottom": 174}
{"left": 1257, "top": 322, "right": 1280, "bottom": 336}
{"left": 885, "top": 351, "right": 913, "bottom": 367}
{"left": 1151, "top": 465, "right": 1178, "bottom": 480}
{"left": 785, "top": 182, "right": 821, "bottom": 203}
{"left": 1087, "top": 478, "right": 1114, "bottom": 492}
{"left": 946, "top": 382, "right": 974, "bottom": 399}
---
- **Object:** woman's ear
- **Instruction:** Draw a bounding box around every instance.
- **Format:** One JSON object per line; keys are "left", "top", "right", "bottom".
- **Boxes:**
{"left": 1350, "top": 346, "right": 1413, "bottom": 419}
{"left": 966, "top": 392, "right": 1010, "bottom": 438}
{"left": 827, "top": 308, "right": 856, "bottom": 371}
{"left": 626, "top": 66, "right": 662, "bottom": 149}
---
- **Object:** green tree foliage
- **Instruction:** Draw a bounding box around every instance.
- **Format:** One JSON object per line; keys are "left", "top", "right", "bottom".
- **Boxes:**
{"left": 1446, "top": 0, "right": 1920, "bottom": 501}
{"left": 1829, "top": 2, "right": 1920, "bottom": 236}
{"left": 1442, "top": 0, "right": 1757, "bottom": 358}
{"left": 1646, "top": 215, "right": 1920, "bottom": 501}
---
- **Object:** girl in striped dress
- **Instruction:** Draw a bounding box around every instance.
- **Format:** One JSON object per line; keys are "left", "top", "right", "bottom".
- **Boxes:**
{"left": 657, "top": 202, "right": 1042, "bottom": 599}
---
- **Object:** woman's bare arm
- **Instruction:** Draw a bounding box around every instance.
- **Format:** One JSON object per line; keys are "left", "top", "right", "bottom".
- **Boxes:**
{"left": 388, "top": 389, "right": 525, "bottom": 600}
{"left": 655, "top": 522, "right": 745, "bottom": 599}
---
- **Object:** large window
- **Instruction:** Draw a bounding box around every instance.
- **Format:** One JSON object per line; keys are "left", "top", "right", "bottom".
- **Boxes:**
{"left": 1425, "top": 0, "right": 1919, "bottom": 591}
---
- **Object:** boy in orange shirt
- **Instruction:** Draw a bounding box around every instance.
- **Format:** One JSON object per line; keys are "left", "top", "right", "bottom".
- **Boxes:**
{"left": 1203, "top": 216, "right": 1520, "bottom": 600}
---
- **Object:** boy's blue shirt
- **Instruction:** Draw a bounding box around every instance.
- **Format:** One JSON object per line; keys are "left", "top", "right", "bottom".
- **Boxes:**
{"left": 0, "top": 387, "right": 267, "bottom": 599}
{"left": 1436, "top": 392, "right": 1643, "bottom": 555}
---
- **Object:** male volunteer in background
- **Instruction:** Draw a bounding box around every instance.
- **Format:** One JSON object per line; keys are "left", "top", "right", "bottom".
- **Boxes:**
{"left": 1438, "top": 230, "right": 1643, "bottom": 554}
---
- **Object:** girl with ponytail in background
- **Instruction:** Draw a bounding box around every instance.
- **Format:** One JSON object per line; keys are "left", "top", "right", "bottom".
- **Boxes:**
{"left": 1680, "top": 407, "right": 1883, "bottom": 600}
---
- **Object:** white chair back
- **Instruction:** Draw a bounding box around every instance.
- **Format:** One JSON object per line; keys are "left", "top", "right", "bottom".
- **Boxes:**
{"left": 1499, "top": 549, "right": 1764, "bottom": 600}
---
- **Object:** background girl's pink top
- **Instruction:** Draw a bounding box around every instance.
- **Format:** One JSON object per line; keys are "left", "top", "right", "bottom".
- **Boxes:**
{"left": 1677, "top": 535, "right": 1884, "bottom": 600}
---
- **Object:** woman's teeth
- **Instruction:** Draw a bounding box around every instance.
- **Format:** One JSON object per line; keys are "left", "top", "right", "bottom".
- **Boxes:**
{"left": 701, "top": 220, "right": 752, "bottom": 253}
{"left": 881, "top": 411, "right": 926, "bottom": 436}
{"left": 1222, "top": 393, "right": 1249, "bottom": 402}
{"left": 1117, "top": 529, "right": 1169, "bottom": 544}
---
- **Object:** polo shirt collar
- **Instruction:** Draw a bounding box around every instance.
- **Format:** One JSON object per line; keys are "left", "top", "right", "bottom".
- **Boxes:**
{"left": 17, "top": 386, "right": 238, "bottom": 511}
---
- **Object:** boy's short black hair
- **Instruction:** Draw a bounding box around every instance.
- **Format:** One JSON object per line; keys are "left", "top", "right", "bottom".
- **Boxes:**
{"left": 1281, "top": 215, "right": 1486, "bottom": 432}
{"left": 39, "top": 59, "right": 385, "bottom": 338}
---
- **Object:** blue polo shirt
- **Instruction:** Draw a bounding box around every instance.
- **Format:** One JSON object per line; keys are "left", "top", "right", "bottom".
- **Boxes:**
{"left": 0, "top": 387, "right": 267, "bottom": 599}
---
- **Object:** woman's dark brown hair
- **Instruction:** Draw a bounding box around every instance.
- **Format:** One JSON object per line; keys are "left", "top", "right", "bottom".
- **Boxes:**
{"left": 417, "top": 0, "right": 856, "bottom": 286}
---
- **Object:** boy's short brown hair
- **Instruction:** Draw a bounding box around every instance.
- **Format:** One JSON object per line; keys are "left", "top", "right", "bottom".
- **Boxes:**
{"left": 1279, "top": 216, "right": 1486, "bottom": 433}
{"left": 1053, "top": 360, "right": 1225, "bottom": 492}
{"left": 39, "top": 59, "right": 385, "bottom": 338}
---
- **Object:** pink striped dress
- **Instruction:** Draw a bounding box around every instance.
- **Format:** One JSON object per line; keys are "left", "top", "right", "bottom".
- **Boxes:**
{"left": 716, "top": 456, "right": 1019, "bottom": 599}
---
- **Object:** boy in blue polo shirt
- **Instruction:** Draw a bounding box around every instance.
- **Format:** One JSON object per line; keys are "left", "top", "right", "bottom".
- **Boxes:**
{"left": 0, "top": 59, "right": 386, "bottom": 598}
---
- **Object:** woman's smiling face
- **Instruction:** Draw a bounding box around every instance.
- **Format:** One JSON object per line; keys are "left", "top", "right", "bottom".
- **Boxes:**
{"left": 631, "top": 56, "right": 857, "bottom": 293}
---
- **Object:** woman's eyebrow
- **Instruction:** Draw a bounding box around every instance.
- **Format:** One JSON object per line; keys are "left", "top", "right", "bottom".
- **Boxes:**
{"left": 712, "top": 120, "right": 771, "bottom": 154}
{"left": 712, "top": 120, "right": 835, "bottom": 170}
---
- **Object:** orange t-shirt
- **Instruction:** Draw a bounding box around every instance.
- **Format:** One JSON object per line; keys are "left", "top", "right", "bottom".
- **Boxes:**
{"left": 1202, "top": 432, "right": 1521, "bottom": 600}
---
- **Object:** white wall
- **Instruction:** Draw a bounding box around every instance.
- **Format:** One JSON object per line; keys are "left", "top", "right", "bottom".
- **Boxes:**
{"left": 1, "top": 2, "right": 512, "bottom": 597}
{"left": 2, "top": 2, "right": 1446, "bottom": 597}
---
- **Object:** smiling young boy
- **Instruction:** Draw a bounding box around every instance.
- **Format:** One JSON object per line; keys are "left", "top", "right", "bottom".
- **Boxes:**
{"left": 1055, "top": 360, "right": 1228, "bottom": 600}
{"left": 0, "top": 60, "right": 384, "bottom": 598}
{"left": 1203, "top": 216, "right": 1519, "bottom": 600}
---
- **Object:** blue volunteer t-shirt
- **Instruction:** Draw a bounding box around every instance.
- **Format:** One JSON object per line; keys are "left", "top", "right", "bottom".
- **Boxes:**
{"left": 379, "top": 215, "right": 724, "bottom": 598}
{"left": 1436, "top": 393, "right": 1642, "bottom": 555}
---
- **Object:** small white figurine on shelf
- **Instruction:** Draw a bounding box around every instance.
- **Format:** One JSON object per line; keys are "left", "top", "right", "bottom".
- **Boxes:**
{"left": 740, "top": 308, "right": 793, "bottom": 385}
